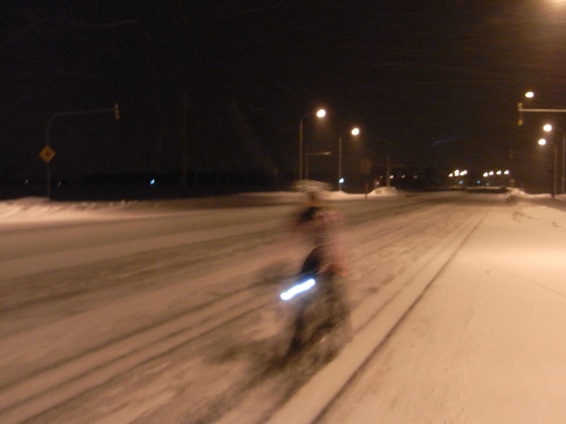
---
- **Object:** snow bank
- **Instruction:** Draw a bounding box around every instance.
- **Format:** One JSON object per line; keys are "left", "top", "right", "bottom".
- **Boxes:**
{"left": 368, "top": 186, "right": 399, "bottom": 196}
{"left": 0, "top": 197, "right": 151, "bottom": 224}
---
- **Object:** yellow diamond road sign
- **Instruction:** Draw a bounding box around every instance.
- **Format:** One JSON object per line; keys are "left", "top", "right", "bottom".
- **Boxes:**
{"left": 39, "top": 146, "right": 56, "bottom": 163}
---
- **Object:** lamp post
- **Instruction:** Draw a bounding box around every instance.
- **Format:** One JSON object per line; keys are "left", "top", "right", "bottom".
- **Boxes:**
{"left": 298, "top": 108, "right": 326, "bottom": 180}
{"left": 517, "top": 91, "right": 566, "bottom": 195}
{"left": 517, "top": 91, "right": 566, "bottom": 127}
{"left": 538, "top": 136, "right": 557, "bottom": 198}
{"left": 338, "top": 127, "right": 360, "bottom": 191}
{"left": 543, "top": 123, "right": 566, "bottom": 195}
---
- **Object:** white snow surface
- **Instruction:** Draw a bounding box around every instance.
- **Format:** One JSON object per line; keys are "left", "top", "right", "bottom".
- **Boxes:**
{"left": 1, "top": 189, "right": 565, "bottom": 423}
{"left": 318, "top": 193, "right": 566, "bottom": 424}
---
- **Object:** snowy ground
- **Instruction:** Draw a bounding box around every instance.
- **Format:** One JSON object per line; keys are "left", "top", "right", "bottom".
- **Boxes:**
{"left": 1, "top": 188, "right": 565, "bottom": 423}
{"left": 318, "top": 197, "right": 566, "bottom": 424}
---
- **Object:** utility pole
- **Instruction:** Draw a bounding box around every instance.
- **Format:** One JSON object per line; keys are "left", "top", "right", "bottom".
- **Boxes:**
{"left": 181, "top": 85, "right": 189, "bottom": 189}
{"left": 43, "top": 104, "right": 120, "bottom": 199}
{"left": 518, "top": 102, "right": 566, "bottom": 197}
{"left": 386, "top": 155, "right": 391, "bottom": 187}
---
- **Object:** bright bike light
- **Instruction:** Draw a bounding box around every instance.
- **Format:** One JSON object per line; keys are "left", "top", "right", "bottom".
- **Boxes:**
{"left": 280, "top": 278, "right": 316, "bottom": 301}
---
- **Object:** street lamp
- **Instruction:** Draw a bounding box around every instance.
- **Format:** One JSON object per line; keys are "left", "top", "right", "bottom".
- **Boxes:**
{"left": 517, "top": 91, "right": 566, "bottom": 126}
{"left": 538, "top": 134, "right": 557, "bottom": 198}
{"left": 338, "top": 127, "right": 360, "bottom": 191}
{"left": 298, "top": 108, "right": 326, "bottom": 181}
{"left": 518, "top": 91, "right": 534, "bottom": 125}
{"left": 543, "top": 123, "right": 566, "bottom": 194}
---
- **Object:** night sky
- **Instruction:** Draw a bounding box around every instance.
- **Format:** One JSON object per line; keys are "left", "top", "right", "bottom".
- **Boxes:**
{"left": 2, "top": 1, "right": 565, "bottom": 192}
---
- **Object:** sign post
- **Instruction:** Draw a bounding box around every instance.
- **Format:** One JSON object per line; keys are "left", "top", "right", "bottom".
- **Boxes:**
{"left": 39, "top": 146, "right": 56, "bottom": 199}
{"left": 43, "top": 104, "right": 119, "bottom": 199}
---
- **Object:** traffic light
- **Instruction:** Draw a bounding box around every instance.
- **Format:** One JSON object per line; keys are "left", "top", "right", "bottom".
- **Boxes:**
{"left": 113, "top": 103, "right": 120, "bottom": 120}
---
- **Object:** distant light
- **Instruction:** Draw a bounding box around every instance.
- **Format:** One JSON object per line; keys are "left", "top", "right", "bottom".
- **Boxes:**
{"left": 449, "top": 173, "right": 454, "bottom": 177}
{"left": 538, "top": 138, "right": 547, "bottom": 146}
{"left": 339, "top": 177, "right": 345, "bottom": 184}
{"left": 496, "top": 170, "right": 502, "bottom": 175}
{"left": 489, "top": 171, "right": 494, "bottom": 176}
{"left": 504, "top": 170, "right": 510, "bottom": 175}
{"left": 351, "top": 127, "right": 360, "bottom": 136}
{"left": 316, "top": 109, "right": 326, "bottom": 118}
{"left": 150, "top": 179, "right": 156, "bottom": 185}
{"left": 280, "top": 278, "right": 316, "bottom": 301}
{"left": 543, "top": 124, "right": 553, "bottom": 132}
{"left": 483, "top": 172, "right": 488, "bottom": 177}
{"left": 525, "top": 91, "right": 534, "bottom": 98}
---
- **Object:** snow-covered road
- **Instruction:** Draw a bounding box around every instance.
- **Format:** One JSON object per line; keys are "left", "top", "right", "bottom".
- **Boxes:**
{"left": 2, "top": 191, "right": 561, "bottom": 423}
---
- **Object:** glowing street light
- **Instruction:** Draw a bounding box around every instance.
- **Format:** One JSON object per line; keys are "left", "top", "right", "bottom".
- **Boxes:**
{"left": 517, "top": 91, "right": 566, "bottom": 126}
{"left": 538, "top": 138, "right": 547, "bottom": 146}
{"left": 338, "top": 127, "right": 360, "bottom": 190}
{"left": 298, "top": 108, "right": 326, "bottom": 180}
{"left": 518, "top": 92, "right": 534, "bottom": 125}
